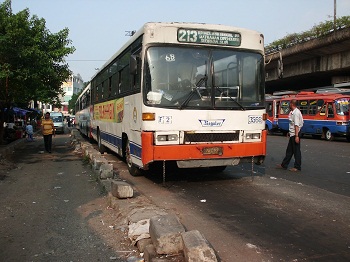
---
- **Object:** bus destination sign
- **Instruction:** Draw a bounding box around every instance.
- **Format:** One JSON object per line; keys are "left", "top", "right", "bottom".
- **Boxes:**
{"left": 177, "top": 29, "right": 241, "bottom": 46}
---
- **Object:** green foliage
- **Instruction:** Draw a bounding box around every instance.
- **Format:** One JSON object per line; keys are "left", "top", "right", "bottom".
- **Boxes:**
{"left": 0, "top": 0, "right": 75, "bottom": 107}
{"left": 265, "top": 16, "right": 350, "bottom": 54}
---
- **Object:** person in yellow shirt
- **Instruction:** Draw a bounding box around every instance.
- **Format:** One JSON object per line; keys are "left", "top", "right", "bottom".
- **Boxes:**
{"left": 41, "top": 112, "right": 55, "bottom": 153}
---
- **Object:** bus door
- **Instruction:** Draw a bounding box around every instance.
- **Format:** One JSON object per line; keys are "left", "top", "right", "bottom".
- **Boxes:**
{"left": 319, "top": 102, "right": 335, "bottom": 140}
{"left": 327, "top": 103, "right": 335, "bottom": 119}
{"left": 265, "top": 101, "right": 274, "bottom": 131}
{"left": 274, "top": 100, "right": 280, "bottom": 123}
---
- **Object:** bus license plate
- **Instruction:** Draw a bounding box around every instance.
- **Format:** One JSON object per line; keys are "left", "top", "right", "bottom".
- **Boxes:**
{"left": 202, "top": 147, "right": 223, "bottom": 155}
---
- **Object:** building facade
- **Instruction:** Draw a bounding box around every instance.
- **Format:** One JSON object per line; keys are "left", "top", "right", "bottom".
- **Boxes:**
{"left": 59, "top": 74, "right": 84, "bottom": 115}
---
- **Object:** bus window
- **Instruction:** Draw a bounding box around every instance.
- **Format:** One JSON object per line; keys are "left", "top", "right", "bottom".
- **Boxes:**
{"left": 335, "top": 98, "right": 349, "bottom": 115}
{"left": 317, "top": 99, "right": 324, "bottom": 112}
{"left": 309, "top": 99, "right": 317, "bottom": 115}
{"left": 327, "top": 103, "right": 334, "bottom": 118}
{"left": 280, "top": 101, "right": 290, "bottom": 115}
{"left": 299, "top": 100, "right": 308, "bottom": 115}
{"left": 266, "top": 102, "right": 273, "bottom": 117}
{"left": 275, "top": 101, "right": 280, "bottom": 118}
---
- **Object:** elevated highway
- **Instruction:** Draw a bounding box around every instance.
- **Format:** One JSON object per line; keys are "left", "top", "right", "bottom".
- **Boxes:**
{"left": 265, "top": 27, "right": 350, "bottom": 93}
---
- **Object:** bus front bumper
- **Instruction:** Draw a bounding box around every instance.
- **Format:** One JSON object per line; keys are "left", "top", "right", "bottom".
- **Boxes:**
{"left": 141, "top": 130, "right": 267, "bottom": 168}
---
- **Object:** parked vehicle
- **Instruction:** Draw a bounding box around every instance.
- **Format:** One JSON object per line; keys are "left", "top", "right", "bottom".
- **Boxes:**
{"left": 278, "top": 92, "right": 350, "bottom": 141}
{"left": 76, "top": 22, "right": 267, "bottom": 176}
{"left": 265, "top": 95, "right": 282, "bottom": 133}
{"left": 50, "top": 112, "right": 64, "bottom": 134}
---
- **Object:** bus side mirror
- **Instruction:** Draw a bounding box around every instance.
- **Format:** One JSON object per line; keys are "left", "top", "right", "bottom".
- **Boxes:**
{"left": 130, "top": 55, "right": 139, "bottom": 75}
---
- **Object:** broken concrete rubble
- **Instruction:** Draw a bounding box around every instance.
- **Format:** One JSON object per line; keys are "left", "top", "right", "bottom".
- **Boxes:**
{"left": 72, "top": 130, "right": 219, "bottom": 262}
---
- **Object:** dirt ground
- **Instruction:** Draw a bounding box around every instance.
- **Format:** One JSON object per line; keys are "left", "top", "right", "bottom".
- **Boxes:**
{"left": 0, "top": 134, "right": 142, "bottom": 261}
{"left": 0, "top": 133, "right": 187, "bottom": 262}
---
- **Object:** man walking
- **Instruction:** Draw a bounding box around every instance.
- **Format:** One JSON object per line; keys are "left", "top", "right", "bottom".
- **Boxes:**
{"left": 41, "top": 112, "right": 55, "bottom": 153}
{"left": 277, "top": 99, "right": 304, "bottom": 172}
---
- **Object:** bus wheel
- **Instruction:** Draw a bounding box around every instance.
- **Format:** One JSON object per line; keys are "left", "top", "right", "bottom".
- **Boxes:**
{"left": 324, "top": 129, "right": 334, "bottom": 141}
{"left": 97, "top": 130, "right": 106, "bottom": 154}
{"left": 209, "top": 166, "right": 227, "bottom": 173}
{"left": 346, "top": 135, "right": 350, "bottom": 142}
{"left": 126, "top": 139, "right": 142, "bottom": 176}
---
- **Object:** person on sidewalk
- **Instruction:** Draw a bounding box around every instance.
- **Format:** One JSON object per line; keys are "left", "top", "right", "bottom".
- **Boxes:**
{"left": 25, "top": 123, "right": 34, "bottom": 141}
{"left": 41, "top": 112, "right": 55, "bottom": 153}
{"left": 277, "top": 99, "right": 304, "bottom": 172}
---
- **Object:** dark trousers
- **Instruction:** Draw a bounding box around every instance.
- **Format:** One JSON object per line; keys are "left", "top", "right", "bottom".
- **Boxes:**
{"left": 281, "top": 135, "right": 301, "bottom": 170}
{"left": 43, "top": 134, "right": 52, "bottom": 152}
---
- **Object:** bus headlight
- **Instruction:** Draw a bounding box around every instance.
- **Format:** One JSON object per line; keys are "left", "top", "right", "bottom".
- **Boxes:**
{"left": 245, "top": 132, "right": 261, "bottom": 141}
{"left": 155, "top": 132, "right": 179, "bottom": 145}
{"left": 336, "top": 121, "right": 349, "bottom": 126}
{"left": 157, "top": 134, "right": 178, "bottom": 141}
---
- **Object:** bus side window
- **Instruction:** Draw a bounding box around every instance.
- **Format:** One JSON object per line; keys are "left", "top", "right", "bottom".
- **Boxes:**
{"left": 327, "top": 103, "right": 334, "bottom": 118}
{"left": 299, "top": 100, "right": 308, "bottom": 115}
{"left": 317, "top": 99, "right": 324, "bottom": 113}
{"left": 267, "top": 102, "right": 273, "bottom": 117}
{"left": 280, "top": 101, "right": 290, "bottom": 115}
{"left": 275, "top": 101, "right": 280, "bottom": 118}
{"left": 320, "top": 104, "right": 326, "bottom": 116}
{"left": 309, "top": 99, "right": 317, "bottom": 115}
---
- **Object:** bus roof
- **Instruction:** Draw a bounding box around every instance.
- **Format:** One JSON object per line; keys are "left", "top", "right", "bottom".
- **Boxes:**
{"left": 280, "top": 92, "right": 350, "bottom": 100}
{"left": 92, "top": 22, "right": 264, "bottom": 80}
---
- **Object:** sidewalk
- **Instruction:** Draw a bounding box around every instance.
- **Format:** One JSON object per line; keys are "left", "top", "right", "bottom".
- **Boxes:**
{"left": 0, "top": 137, "right": 28, "bottom": 159}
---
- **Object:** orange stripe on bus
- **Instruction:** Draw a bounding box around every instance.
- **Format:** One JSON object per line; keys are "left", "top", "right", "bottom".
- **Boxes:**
{"left": 142, "top": 130, "right": 267, "bottom": 166}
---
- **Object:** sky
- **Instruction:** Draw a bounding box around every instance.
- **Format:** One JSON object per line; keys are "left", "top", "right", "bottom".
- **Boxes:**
{"left": 6, "top": 0, "right": 350, "bottom": 82}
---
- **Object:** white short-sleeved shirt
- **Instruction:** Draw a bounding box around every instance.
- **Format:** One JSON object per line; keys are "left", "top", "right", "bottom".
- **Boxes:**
{"left": 289, "top": 108, "right": 303, "bottom": 136}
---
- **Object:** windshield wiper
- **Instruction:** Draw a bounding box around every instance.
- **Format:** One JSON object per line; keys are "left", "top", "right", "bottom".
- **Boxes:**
{"left": 179, "top": 75, "right": 208, "bottom": 109}
{"left": 214, "top": 86, "right": 245, "bottom": 110}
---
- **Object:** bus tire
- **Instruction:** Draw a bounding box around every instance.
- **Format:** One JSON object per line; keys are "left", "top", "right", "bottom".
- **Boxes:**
{"left": 324, "top": 129, "right": 334, "bottom": 141}
{"left": 97, "top": 129, "right": 106, "bottom": 154}
{"left": 126, "top": 139, "right": 142, "bottom": 177}
{"left": 346, "top": 135, "right": 350, "bottom": 142}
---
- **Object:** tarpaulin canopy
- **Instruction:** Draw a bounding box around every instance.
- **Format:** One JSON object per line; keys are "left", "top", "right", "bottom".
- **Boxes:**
{"left": 5, "top": 107, "right": 31, "bottom": 116}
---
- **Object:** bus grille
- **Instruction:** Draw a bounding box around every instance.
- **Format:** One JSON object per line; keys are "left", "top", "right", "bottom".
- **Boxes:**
{"left": 184, "top": 132, "right": 240, "bottom": 143}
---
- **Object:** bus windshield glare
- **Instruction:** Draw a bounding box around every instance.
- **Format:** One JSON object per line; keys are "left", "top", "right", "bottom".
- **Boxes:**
{"left": 335, "top": 98, "right": 349, "bottom": 115}
{"left": 144, "top": 46, "right": 265, "bottom": 109}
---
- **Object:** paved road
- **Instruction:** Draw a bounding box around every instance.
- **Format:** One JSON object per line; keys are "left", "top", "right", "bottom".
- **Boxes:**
{"left": 2, "top": 129, "right": 349, "bottom": 261}
{"left": 111, "top": 134, "right": 350, "bottom": 261}
{"left": 0, "top": 132, "right": 131, "bottom": 261}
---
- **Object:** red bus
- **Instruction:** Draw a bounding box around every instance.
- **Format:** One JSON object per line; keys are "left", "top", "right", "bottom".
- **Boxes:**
{"left": 278, "top": 92, "right": 350, "bottom": 141}
{"left": 265, "top": 95, "right": 281, "bottom": 133}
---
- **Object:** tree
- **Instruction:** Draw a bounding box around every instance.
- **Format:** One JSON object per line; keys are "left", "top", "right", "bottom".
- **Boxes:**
{"left": 265, "top": 15, "right": 350, "bottom": 54}
{"left": 0, "top": 0, "right": 75, "bottom": 143}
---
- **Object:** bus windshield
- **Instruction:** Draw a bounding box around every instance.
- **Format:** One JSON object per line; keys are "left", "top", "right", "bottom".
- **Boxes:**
{"left": 335, "top": 98, "right": 349, "bottom": 115}
{"left": 144, "top": 46, "right": 265, "bottom": 109}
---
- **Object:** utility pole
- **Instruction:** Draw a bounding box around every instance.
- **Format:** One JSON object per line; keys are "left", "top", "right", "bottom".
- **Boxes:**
{"left": 334, "top": 0, "right": 337, "bottom": 31}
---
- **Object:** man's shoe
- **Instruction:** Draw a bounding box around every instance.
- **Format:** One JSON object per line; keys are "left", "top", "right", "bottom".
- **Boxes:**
{"left": 276, "top": 164, "right": 286, "bottom": 170}
{"left": 289, "top": 168, "right": 300, "bottom": 172}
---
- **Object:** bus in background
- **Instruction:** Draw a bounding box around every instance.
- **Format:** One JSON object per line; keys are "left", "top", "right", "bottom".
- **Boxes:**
{"left": 88, "top": 22, "right": 267, "bottom": 176}
{"left": 278, "top": 92, "right": 350, "bottom": 141}
{"left": 265, "top": 94, "right": 282, "bottom": 134}
{"left": 75, "top": 84, "right": 93, "bottom": 139}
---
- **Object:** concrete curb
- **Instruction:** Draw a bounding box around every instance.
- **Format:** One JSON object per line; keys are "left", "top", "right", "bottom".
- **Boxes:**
{"left": 70, "top": 130, "right": 218, "bottom": 262}
{"left": 0, "top": 137, "right": 27, "bottom": 159}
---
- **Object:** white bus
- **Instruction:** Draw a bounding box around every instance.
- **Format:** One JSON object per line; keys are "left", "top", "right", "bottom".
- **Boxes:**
{"left": 75, "top": 84, "right": 92, "bottom": 139}
{"left": 81, "top": 22, "right": 267, "bottom": 176}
